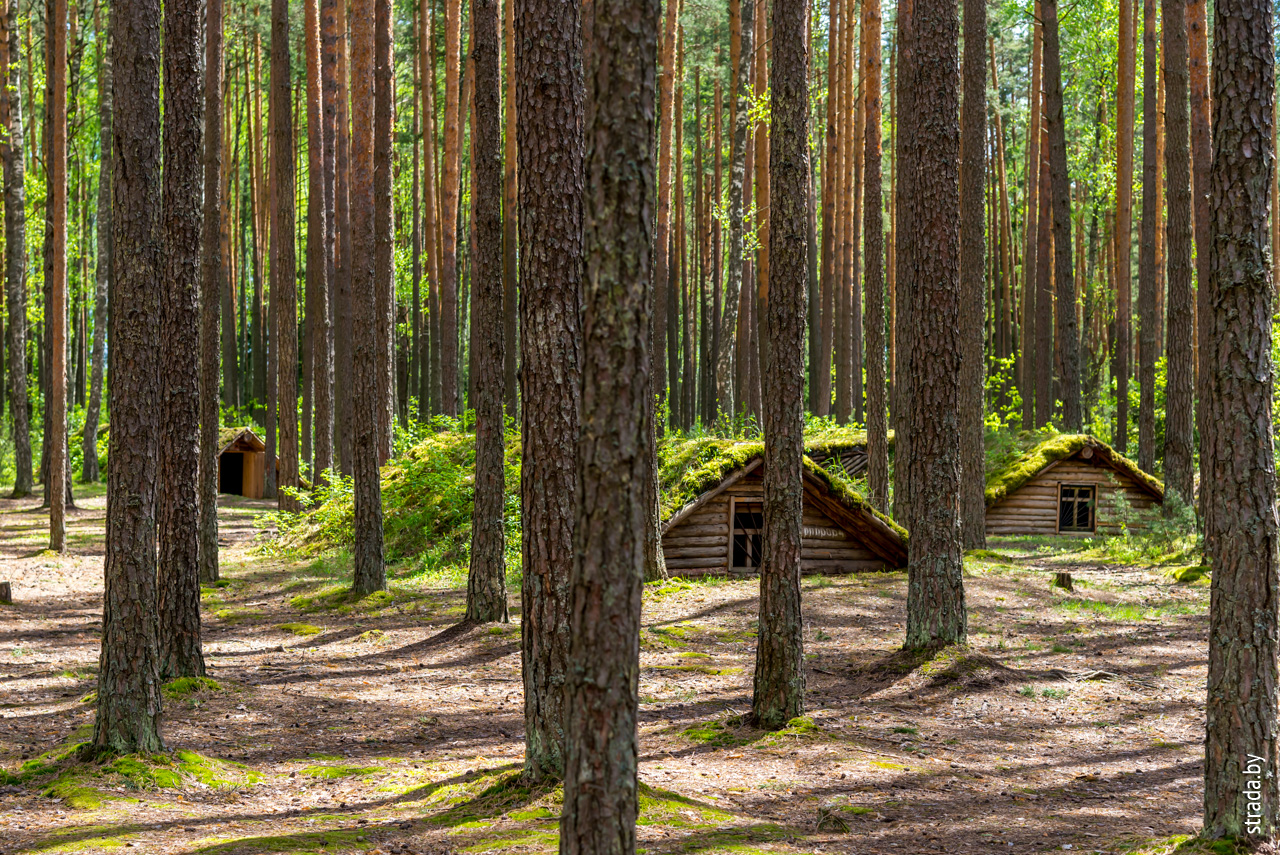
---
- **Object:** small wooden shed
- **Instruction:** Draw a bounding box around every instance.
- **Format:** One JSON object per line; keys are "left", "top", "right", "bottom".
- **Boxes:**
{"left": 218, "top": 427, "right": 266, "bottom": 499}
{"left": 660, "top": 455, "right": 908, "bottom": 578}
{"left": 984, "top": 434, "right": 1164, "bottom": 537}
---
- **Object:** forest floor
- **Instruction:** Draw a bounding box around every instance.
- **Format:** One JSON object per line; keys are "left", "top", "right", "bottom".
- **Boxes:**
{"left": 0, "top": 484, "right": 1213, "bottom": 855}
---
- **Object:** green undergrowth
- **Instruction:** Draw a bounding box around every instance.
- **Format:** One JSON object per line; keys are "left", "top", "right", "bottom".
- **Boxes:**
{"left": 271, "top": 427, "right": 522, "bottom": 576}
{"left": 682, "top": 716, "right": 755, "bottom": 748}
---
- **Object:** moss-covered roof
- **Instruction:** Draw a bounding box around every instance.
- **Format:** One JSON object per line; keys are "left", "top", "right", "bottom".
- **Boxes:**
{"left": 658, "top": 425, "right": 880, "bottom": 521}
{"left": 984, "top": 433, "right": 1164, "bottom": 507}
{"left": 803, "top": 455, "right": 908, "bottom": 542}
{"left": 218, "top": 427, "right": 265, "bottom": 453}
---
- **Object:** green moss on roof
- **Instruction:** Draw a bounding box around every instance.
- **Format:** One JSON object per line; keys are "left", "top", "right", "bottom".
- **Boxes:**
{"left": 984, "top": 433, "right": 1164, "bottom": 507}
{"left": 218, "top": 426, "right": 260, "bottom": 448}
{"left": 657, "top": 424, "right": 877, "bottom": 521}
{"left": 803, "top": 456, "right": 908, "bottom": 541}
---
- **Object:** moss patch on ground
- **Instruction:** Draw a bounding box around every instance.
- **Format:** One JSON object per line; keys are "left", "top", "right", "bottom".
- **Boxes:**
{"left": 297, "top": 763, "right": 382, "bottom": 779}
{"left": 277, "top": 622, "right": 323, "bottom": 636}
{"left": 163, "top": 676, "right": 222, "bottom": 699}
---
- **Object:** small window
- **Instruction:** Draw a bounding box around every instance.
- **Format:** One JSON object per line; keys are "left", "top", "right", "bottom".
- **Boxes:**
{"left": 1059, "top": 484, "right": 1096, "bottom": 533}
{"left": 732, "top": 501, "right": 764, "bottom": 569}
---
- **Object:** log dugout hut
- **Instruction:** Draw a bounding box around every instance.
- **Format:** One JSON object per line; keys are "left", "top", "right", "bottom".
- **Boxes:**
{"left": 218, "top": 427, "right": 267, "bottom": 498}
{"left": 660, "top": 456, "right": 909, "bottom": 577}
{"left": 984, "top": 434, "right": 1165, "bottom": 537}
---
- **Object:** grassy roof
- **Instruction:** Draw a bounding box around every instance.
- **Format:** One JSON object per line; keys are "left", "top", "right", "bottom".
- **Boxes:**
{"left": 802, "top": 456, "right": 908, "bottom": 541}
{"left": 984, "top": 433, "right": 1164, "bottom": 507}
{"left": 218, "top": 426, "right": 264, "bottom": 452}
{"left": 658, "top": 424, "right": 876, "bottom": 521}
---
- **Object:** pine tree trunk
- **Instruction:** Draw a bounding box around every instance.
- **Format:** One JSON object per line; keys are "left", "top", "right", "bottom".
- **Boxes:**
{"left": 652, "top": 0, "right": 680, "bottom": 430}
{"left": 1137, "top": 0, "right": 1159, "bottom": 474}
{"left": 48, "top": 0, "right": 67, "bottom": 551}
{"left": 305, "top": 0, "right": 333, "bottom": 483}
{"left": 864, "top": 0, "right": 888, "bottom": 513}
{"left": 752, "top": 0, "right": 808, "bottom": 732}
{"left": 1202, "top": 0, "right": 1279, "bottom": 837}
{"left": 82, "top": 16, "right": 108, "bottom": 485}
{"left": 1114, "top": 0, "right": 1136, "bottom": 452}
{"left": 90, "top": 0, "right": 165, "bottom": 754}
{"left": 1033, "top": 126, "right": 1052, "bottom": 428}
{"left": 560, "top": 0, "right": 655, "bottom": 842}
{"left": 891, "top": 0, "right": 914, "bottom": 526}
{"left": 1019, "top": 1, "right": 1042, "bottom": 431}
{"left": 1161, "top": 0, "right": 1193, "bottom": 505}
{"left": 716, "top": 0, "right": 753, "bottom": 421}
{"left": 902, "top": 0, "right": 966, "bottom": 650}
{"left": 374, "top": 0, "right": 396, "bottom": 459}
{"left": 1043, "top": 0, "right": 1079, "bottom": 430}
{"left": 272, "top": 0, "right": 299, "bottom": 510}
{"left": 515, "top": 0, "right": 582, "bottom": 785}
{"left": 421, "top": 0, "right": 441, "bottom": 419}
{"left": 1, "top": 0, "right": 30, "bottom": 499}
{"left": 350, "top": 0, "right": 386, "bottom": 596}
{"left": 199, "top": 0, "right": 223, "bottom": 584}
{"left": 813, "top": 0, "right": 839, "bottom": 418}
{"left": 958, "top": 0, "right": 986, "bottom": 548}
{"left": 440, "top": 0, "right": 463, "bottom": 416}
{"left": 157, "top": 0, "right": 206, "bottom": 680}
{"left": 329, "top": 0, "right": 354, "bottom": 473}
{"left": 501, "top": 0, "right": 517, "bottom": 419}
{"left": 465, "top": 0, "right": 508, "bottom": 624}
{"left": 1188, "top": 0, "right": 1210, "bottom": 510}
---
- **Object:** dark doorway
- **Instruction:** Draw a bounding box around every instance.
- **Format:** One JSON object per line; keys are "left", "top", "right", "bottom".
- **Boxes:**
{"left": 220, "top": 452, "right": 244, "bottom": 495}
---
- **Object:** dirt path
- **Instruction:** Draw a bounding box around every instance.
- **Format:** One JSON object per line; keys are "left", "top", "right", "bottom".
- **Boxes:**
{"left": 0, "top": 488, "right": 1210, "bottom": 855}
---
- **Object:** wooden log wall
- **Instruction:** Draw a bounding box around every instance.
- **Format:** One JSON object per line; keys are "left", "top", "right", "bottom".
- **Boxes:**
{"left": 661, "top": 470, "right": 892, "bottom": 577}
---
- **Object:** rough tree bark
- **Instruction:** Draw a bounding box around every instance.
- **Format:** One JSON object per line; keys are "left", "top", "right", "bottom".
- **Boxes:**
{"left": 350, "top": 0, "right": 386, "bottom": 596}
{"left": 1189, "top": 0, "right": 1210, "bottom": 508}
{"left": 89, "top": 0, "right": 165, "bottom": 755}
{"left": 864, "top": 0, "right": 888, "bottom": 513}
{"left": 1019, "top": 0, "right": 1042, "bottom": 431}
{"left": 715, "top": 0, "right": 753, "bottom": 421}
{"left": 158, "top": 0, "right": 206, "bottom": 680}
{"left": 501, "top": 0, "right": 517, "bottom": 419}
{"left": 440, "top": 0, "right": 463, "bottom": 416}
{"left": 752, "top": 0, "right": 808, "bottom": 732}
{"left": 199, "top": 0, "right": 223, "bottom": 584}
{"left": 1043, "top": 0, "right": 1079, "bottom": 430}
{"left": 305, "top": 0, "right": 333, "bottom": 483}
{"left": 559, "top": 0, "right": 656, "bottom": 845}
{"left": 1114, "top": 0, "right": 1136, "bottom": 452}
{"left": 1161, "top": 0, "right": 1194, "bottom": 506}
{"left": 374, "top": 0, "right": 395, "bottom": 458}
{"left": 1201, "top": 0, "right": 1278, "bottom": 839}
{"left": 652, "top": 0, "right": 680, "bottom": 427}
{"left": 465, "top": 0, "right": 508, "bottom": 624}
{"left": 516, "top": 0, "right": 582, "bottom": 784}
{"left": 48, "top": 0, "right": 66, "bottom": 551}
{"left": 902, "top": 0, "right": 966, "bottom": 651}
{"left": 1, "top": 0, "right": 31, "bottom": 499}
{"left": 1137, "top": 0, "right": 1159, "bottom": 474}
{"left": 271, "top": 0, "right": 300, "bottom": 512}
{"left": 83, "top": 20, "right": 109, "bottom": 485}
{"left": 958, "top": 0, "right": 986, "bottom": 548}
